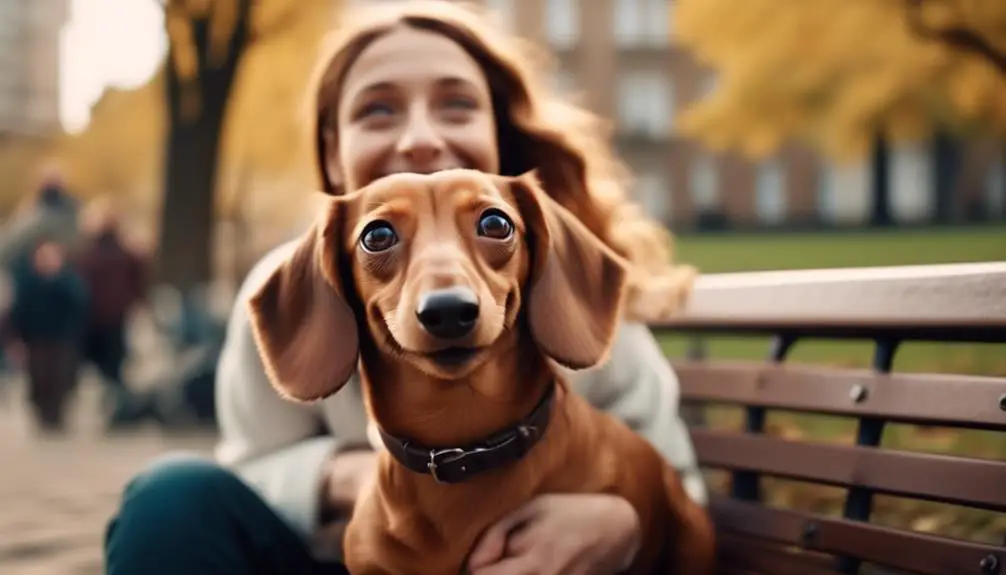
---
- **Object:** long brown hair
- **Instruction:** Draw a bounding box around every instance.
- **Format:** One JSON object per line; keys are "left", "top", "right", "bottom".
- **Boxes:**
{"left": 309, "top": 1, "right": 695, "bottom": 318}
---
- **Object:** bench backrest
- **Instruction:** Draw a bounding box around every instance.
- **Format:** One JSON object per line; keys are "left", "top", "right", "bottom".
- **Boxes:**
{"left": 652, "top": 262, "right": 1006, "bottom": 575}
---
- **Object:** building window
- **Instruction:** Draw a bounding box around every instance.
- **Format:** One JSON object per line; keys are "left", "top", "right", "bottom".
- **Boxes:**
{"left": 545, "top": 0, "right": 578, "bottom": 48}
{"left": 27, "top": 0, "right": 57, "bottom": 28}
{"left": 0, "top": 1, "right": 26, "bottom": 30}
{"left": 614, "top": 0, "right": 669, "bottom": 47}
{"left": 635, "top": 170, "right": 671, "bottom": 222}
{"left": 816, "top": 167, "right": 837, "bottom": 224}
{"left": 666, "top": 75, "right": 677, "bottom": 134}
{"left": 483, "top": 0, "right": 514, "bottom": 32}
{"left": 755, "top": 159, "right": 786, "bottom": 225}
{"left": 551, "top": 68, "right": 578, "bottom": 95}
{"left": 0, "top": 21, "right": 18, "bottom": 43}
{"left": 29, "top": 99, "right": 54, "bottom": 125}
{"left": 690, "top": 154, "right": 720, "bottom": 211}
{"left": 889, "top": 141, "right": 935, "bottom": 223}
{"left": 818, "top": 162, "right": 871, "bottom": 225}
{"left": 0, "top": 93, "right": 12, "bottom": 132}
{"left": 616, "top": 71, "right": 671, "bottom": 139}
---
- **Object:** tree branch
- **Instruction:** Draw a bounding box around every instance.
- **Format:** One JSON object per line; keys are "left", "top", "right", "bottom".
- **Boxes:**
{"left": 248, "top": 1, "right": 306, "bottom": 43}
{"left": 904, "top": 0, "right": 1006, "bottom": 74}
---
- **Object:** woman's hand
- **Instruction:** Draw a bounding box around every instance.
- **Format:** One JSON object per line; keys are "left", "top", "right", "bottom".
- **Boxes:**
{"left": 467, "top": 493, "right": 642, "bottom": 575}
{"left": 322, "top": 449, "right": 379, "bottom": 516}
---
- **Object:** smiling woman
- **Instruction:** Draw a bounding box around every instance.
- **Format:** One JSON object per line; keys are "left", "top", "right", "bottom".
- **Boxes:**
{"left": 103, "top": 3, "right": 707, "bottom": 575}
{"left": 59, "top": 0, "right": 166, "bottom": 134}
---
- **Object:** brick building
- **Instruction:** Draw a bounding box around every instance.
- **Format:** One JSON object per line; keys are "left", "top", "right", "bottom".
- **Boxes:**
{"left": 481, "top": 0, "right": 1005, "bottom": 228}
{"left": 0, "top": 0, "right": 68, "bottom": 137}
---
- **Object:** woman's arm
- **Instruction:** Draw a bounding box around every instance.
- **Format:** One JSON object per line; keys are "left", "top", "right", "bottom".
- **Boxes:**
{"left": 567, "top": 322, "right": 708, "bottom": 505}
{"left": 214, "top": 242, "right": 368, "bottom": 537}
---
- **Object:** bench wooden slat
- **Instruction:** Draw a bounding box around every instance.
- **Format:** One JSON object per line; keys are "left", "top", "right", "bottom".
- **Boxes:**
{"left": 692, "top": 430, "right": 1006, "bottom": 512}
{"left": 711, "top": 496, "right": 1004, "bottom": 575}
{"left": 675, "top": 361, "right": 1006, "bottom": 431}
{"left": 650, "top": 262, "right": 1006, "bottom": 340}
{"left": 718, "top": 534, "right": 839, "bottom": 575}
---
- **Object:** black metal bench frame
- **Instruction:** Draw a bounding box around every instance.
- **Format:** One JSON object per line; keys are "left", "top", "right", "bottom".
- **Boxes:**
{"left": 651, "top": 262, "right": 1006, "bottom": 575}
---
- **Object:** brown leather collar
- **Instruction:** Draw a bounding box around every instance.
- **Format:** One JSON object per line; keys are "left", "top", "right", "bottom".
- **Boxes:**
{"left": 377, "top": 385, "right": 556, "bottom": 484}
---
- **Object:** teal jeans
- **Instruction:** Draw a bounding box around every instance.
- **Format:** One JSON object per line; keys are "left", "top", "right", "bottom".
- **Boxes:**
{"left": 105, "top": 456, "right": 349, "bottom": 575}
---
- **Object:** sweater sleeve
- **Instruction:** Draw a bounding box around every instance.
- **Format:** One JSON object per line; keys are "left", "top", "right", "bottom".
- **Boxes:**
{"left": 214, "top": 242, "right": 353, "bottom": 537}
{"left": 567, "top": 322, "right": 708, "bottom": 506}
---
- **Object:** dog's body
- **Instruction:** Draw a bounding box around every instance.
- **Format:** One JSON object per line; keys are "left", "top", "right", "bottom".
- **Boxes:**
{"left": 248, "top": 170, "right": 714, "bottom": 575}
{"left": 350, "top": 382, "right": 709, "bottom": 575}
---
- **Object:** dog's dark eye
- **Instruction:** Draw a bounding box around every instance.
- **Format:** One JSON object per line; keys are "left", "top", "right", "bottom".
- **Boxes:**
{"left": 360, "top": 221, "right": 398, "bottom": 253}
{"left": 477, "top": 209, "right": 513, "bottom": 240}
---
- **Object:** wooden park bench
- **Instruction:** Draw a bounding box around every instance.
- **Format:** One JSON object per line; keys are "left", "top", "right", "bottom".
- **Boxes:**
{"left": 652, "top": 262, "right": 1006, "bottom": 575}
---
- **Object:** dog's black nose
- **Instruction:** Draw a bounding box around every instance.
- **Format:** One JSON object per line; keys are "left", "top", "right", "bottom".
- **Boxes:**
{"left": 416, "top": 287, "right": 479, "bottom": 339}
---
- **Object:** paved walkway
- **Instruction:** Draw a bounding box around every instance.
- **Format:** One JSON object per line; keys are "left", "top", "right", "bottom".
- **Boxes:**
{"left": 0, "top": 312, "right": 218, "bottom": 575}
{"left": 0, "top": 380, "right": 216, "bottom": 575}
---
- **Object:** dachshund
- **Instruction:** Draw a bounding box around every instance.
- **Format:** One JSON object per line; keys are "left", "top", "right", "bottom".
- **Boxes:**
{"left": 248, "top": 169, "right": 715, "bottom": 575}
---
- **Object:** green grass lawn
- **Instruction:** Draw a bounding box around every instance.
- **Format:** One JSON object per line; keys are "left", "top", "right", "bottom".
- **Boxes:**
{"left": 657, "top": 227, "right": 1006, "bottom": 542}
{"left": 657, "top": 227, "right": 1006, "bottom": 375}
{"left": 673, "top": 227, "right": 1006, "bottom": 273}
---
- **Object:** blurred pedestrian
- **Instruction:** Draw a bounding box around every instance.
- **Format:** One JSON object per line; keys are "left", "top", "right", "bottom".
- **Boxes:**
{"left": 4, "top": 240, "right": 89, "bottom": 433}
{"left": 75, "top": 200, "right": 149, "bottom": 421}
{"left": 0, "top": 164, "right": 83, "bottom": 382}
{"left": 0, "top": 163, "right": 82, "bottom": 271}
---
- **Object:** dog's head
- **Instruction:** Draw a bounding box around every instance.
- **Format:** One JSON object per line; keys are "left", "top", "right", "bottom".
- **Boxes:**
{"left": 248, "top": 169, "right": 630, "bottom": 402}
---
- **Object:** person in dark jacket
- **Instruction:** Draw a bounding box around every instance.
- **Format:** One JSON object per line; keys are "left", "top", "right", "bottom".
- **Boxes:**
{"left": 0, "top": 166, "right": 82, "bottom": 271}
{"left": 0, "top": 166, "right": 82, "bottom": 378}
{"left": 75, "top": 208, "right": 147, "bottom": 401}
{"left": 5, "top": 239, "right": 89, "bottom": 432}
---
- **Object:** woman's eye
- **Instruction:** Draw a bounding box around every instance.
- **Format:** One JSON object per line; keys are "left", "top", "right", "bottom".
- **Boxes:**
{"left": 360, "top": 222, "right": 398, "bottom": 253}
{"left": 476, "top": 209, "right": 514, "bottom": 240}
{"left": 437, "top": 94, "right": 479, "bottom": 119}
{"left": 356, "top": 101, "right": 396, "bottom": 120}
{"left": 443, "top": 96, "right": 477, "bottom": 109}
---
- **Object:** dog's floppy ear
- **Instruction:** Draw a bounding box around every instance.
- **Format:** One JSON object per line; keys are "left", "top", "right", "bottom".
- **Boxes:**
{"left": 509, "top": 171, "right": 630, "bottom": 370}
{"left": 247, "top": 207, "right": 359, "bottom": 401}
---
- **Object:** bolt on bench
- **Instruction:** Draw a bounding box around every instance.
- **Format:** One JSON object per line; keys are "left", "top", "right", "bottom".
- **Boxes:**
{"left": 652, "top": 262, "right": 1006, "bottom": 575}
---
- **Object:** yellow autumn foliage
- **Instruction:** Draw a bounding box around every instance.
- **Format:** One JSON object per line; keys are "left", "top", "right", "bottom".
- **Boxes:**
{"left": 674, "top": 0, "right": 1006, "bottom": 162}
{"left": 218, "top": 0, "right": 337, "bottom": 213}
{"left": 0, "top": 138, "right": 58, "bottom": 213}
{"left": 56, "top": 0, "right": 339, "bottom": 224}
{"left": 57, "top": 73, "right": 165, "bottom": 211}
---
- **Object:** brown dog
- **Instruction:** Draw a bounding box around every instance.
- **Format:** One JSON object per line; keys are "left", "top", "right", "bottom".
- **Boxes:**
{"left": 248, "top": 169, "right": 715, "bottom": 575}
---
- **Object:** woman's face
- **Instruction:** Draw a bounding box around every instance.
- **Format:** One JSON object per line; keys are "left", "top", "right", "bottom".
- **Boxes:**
{"left": 331, "top": 25, "right": 500, "bottom": 193}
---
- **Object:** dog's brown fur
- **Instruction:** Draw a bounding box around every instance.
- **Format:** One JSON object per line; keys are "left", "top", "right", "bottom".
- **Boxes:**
{"left": 248, "top": 169, "right": 715, "bottom": 575}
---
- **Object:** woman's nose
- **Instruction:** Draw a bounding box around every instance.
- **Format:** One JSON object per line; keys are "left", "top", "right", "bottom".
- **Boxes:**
{"left": 395, "top": 105, "right": 445, "bottom": 168}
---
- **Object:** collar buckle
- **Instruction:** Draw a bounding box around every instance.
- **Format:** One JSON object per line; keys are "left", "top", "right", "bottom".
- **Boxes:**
{"left": 427, "top": 448, "right": 467, "bottom": 483}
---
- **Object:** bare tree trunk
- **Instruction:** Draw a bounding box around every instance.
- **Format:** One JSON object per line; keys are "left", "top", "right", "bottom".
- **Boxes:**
{"left": 932, "top": 131, "right": 961, "bottom": 223}
{"left": 870, "top": 135, "right": 893, "bottom": 227}
{"left": 157, "top": 1, "right": 252, "bottom": 293}
{"left": 231, "top": 161, "right": 254, "bottom": 287}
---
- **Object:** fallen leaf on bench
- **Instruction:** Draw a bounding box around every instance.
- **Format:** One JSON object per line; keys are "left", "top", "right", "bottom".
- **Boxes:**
{"left": 911, "top": 515, "right": 946, "bottom": 533}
